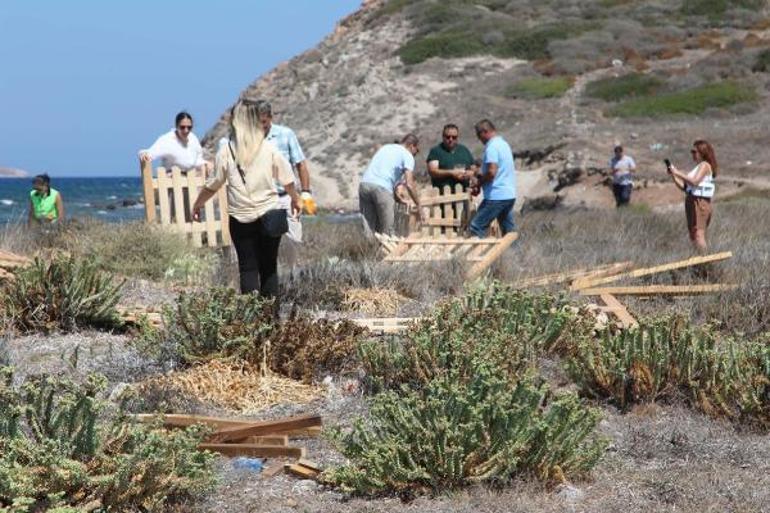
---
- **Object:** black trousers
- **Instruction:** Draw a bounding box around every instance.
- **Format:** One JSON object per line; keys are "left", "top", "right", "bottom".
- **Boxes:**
{"left": 229, "top": 215, "right": 282, "bottom": 298}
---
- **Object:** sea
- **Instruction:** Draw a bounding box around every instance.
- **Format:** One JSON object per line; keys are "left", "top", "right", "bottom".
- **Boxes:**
{"left": 0, "top": 177, "right": 146, "bottom": 225}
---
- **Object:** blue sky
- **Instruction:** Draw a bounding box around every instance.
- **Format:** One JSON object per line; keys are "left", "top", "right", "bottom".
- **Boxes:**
{"left": 0, "top": 1, "right": 361, "bottom": 177}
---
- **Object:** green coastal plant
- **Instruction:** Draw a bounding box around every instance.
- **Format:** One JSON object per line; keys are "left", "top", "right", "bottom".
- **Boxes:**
{"left": 327, "top": 285, "right": 605, "bottom": 494}
{"left": 1, "top": 257, "right": 123, "bottom": 334}
{"left": 567, "top": 317, "right": 770, "bottom": 425}
{"left": 585, "top": 73, "right": 664, "bottom": 102}
{"left": 0, "top": 368, "right": 215, "bottom": 512}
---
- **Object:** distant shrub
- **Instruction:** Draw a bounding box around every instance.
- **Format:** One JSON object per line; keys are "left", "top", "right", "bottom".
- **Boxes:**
{"left": 496, "top": 24, "right": 581, "bottom": 61}
{"left": 506, "top": 76, "right": 574, "bottom": 99}
{"left": 399, "top": 29, "right": 485, "bottom": 64}
{"left": 0, "top": 368, "right": 215, "bottom": 511}
{"left": 752, "top": 48, "right": 770, "bottom": 72}
{"left": 585, "top": 73, "right": 664, "bottom": 101}
{"left": 1, "top": 257, "right": 123, "bottom": 333}
{"left": 608, "top": 81, "right": 757, "bottom": 117}
{"left": 681, "top": 0, "right": 765, "bottom": 17}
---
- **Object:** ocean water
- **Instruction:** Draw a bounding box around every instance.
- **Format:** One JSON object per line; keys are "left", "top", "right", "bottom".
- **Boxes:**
{"left": 0, "top": 177, "right": 145, "bottom": 225}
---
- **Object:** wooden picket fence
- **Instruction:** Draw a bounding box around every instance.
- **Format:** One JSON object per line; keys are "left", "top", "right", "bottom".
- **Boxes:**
{"left": 140, "top": 162, "right": 231, "bottom": 248}
{"left": 395, "top": 185, "right": 476, "bottom": 237}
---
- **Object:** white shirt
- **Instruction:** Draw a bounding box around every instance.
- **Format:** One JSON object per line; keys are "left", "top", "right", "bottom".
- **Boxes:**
{"left": 139, "top": 130, "right": 206, "bottom": 171}
{"left": 610, "top": 155, "right": 636, "bottom": 185}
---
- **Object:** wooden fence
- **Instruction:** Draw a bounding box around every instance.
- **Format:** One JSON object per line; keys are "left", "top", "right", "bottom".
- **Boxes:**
{"left": 395, "top": 185, "right": 475, "bottom": 237}
{"left": 141, "top": 162, "right": 231, "bottom": 248}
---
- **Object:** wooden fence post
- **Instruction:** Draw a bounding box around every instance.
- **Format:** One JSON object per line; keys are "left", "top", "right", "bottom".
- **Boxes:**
{"left": 141, "top": 160, "right": 156, "bottom": 223}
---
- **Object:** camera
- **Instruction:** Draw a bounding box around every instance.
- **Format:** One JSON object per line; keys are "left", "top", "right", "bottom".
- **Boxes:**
{"left": 664, "top": 158, "right": 672, "bottom": 171}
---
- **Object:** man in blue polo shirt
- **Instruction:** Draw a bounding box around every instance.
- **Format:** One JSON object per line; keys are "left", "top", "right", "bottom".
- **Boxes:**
{"left": 469, "top": 119, "right": 516, "bottom": 237}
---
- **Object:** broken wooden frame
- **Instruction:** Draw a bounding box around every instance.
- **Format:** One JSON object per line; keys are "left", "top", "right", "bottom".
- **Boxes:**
{"left": 394, "top": 185, "right": 476, "bottom": 237}
{"left": 377, "top": 231, "right": 518, "bottom": 281}
{"left": 140, "top": 161, "right": 231, "bottom": 248}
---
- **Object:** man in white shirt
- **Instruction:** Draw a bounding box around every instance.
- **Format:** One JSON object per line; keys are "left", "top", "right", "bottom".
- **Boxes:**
{"left": 609, "top": 145, "right": 636, "bottom": 207}
{"left": 139, "top": 112, "right": 211, "bottom": 222}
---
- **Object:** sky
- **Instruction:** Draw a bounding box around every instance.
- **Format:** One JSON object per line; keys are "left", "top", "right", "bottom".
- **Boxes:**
{"left": 0, "top": 0, "right": 361, "bottom": 177}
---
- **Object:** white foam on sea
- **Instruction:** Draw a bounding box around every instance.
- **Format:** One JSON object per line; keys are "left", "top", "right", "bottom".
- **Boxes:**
{"left": 107, "top": 195, "right": 118, "bottom": 200}
{"left": 97, "top": 210, "right": 109, "bottom": 215}
{"left": 0, "top": 199, "right": 14, "bottom": 206}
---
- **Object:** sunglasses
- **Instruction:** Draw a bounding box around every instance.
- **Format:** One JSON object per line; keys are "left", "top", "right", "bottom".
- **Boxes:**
{"left": 178, "top": 125, "right": 193, "bottom": 131}
{"left": 443, "top": 134, "right": 458, "bottom": 140}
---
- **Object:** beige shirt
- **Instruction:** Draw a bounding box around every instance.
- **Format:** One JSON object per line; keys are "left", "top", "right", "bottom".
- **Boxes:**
{"left": 205, "top": 140, "right": 294, "bottom": 223}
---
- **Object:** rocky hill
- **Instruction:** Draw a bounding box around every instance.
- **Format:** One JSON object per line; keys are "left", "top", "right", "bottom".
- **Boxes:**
{"left": 203, "top": 0, "right": 770, "bottom": 209}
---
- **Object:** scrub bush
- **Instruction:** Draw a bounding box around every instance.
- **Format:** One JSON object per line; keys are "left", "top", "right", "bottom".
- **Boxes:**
{"left": 0, "top": 368, "right": 215, "bottom": 512}
{"left": 584, "top": 73, "right": 664, "bottom": 101}
{"left": 752, "top": 48, "right": 770, "bottom": 72}
{"left": 1, "top": 257, "right": 123, "bottom": 334}
{"left": 608, "top": 81, "right": 757, "bottom": 117}
{"left": 505, "top": 76, "right": 574, "bottom": 99}
{"left": 567, "top": 317, "right": 770, "bottom": 426}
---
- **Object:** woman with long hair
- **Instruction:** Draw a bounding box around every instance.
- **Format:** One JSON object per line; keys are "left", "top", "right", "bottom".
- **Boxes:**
{"left": 667, "top": 140, "right": 717, "bottom": 251}
{"left": 191, "top": 100, "right": 301, "bottom": 302}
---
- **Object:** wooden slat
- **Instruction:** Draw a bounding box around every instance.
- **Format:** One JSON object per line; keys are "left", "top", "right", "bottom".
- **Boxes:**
{"left": 466, "top": 232, "right": 519, "bottom": 280}
{"left": 423, "top": 218, "right": 461, "bottom": 227}
{"left": 131, "top": 413, "right": 251, "bottom": 429}
{"left": 419, "top": 192, "right": 471, "bottom": 206}
{"left": 578, "top": 252, "right": 733, "bottom": 288}
{"left": 286, "top": 463, "right": 319, "bottom": 479}
{"left": 580, "top": 284, "right": 738, "bottom": 296}
{"left": 208, "top": 414, "right": 322, "bottom": 443}
{"left": 199, "top": 444, "right": 305, "bottom": 459}
{"left": 202, "top": 182, "right": 217, "bottom": 248}
{"left": 599, "top": 293, "right": 638, "bottom": 328}
{"left": 141, "top": 160, "right": 156, "bottom": 223}
{"left": 156, "top": 167, "right": 171, "bottom": 224}
{"left": 239, "top": 435, "right": 289, "bottom": 445}
{"left": 445, "top": 186, "right": 456, "bottom": 239}
{"left": 171, "top": 167, "right": 186, "bottom": 229}
{"left": 262, "top": 464, "right": 285, "bottom": 477}
{"left": 515, "top": 261, "right": 633, "bottom": 289}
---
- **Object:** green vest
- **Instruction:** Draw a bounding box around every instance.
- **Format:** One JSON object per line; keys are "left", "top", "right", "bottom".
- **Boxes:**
{"left": 30, "top": 188, "right": 59, "bottom": 221}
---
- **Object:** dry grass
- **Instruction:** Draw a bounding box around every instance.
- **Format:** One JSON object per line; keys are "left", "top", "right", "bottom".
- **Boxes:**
{"left": 136, "top": 360, "right": 322, "bottom": 414}
{"left": 342, "top": 287, "right": 406, "bottom": 316}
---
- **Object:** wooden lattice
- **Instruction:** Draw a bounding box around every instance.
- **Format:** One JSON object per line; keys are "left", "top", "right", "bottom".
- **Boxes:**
{"left": 377, "top": 231, "right": 518, "bottom": 281}
{"left": 141, "top": 161, "right": 231, "bottom": 248}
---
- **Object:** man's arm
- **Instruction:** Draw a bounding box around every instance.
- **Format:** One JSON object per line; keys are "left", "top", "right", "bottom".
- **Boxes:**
{"left": 477, "top": 163, "right": 498, "bottom": 185}
{"left": 404, "top": 170, "right": 422, "bottom": 216}
{"left": 296, "top": 161, "right": 311, "bottom": 191}
{"left": 427, "top": 160, "right": 466, "bottom": 181}
{"left": 55, "top": 193, "right": 64, "bottom": 222}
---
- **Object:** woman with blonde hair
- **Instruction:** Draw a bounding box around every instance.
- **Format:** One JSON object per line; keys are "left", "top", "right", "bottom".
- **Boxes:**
{"left": 192, "top": 99, "right": 301, "bottom": 300}
{"left": 666, "top": 140, "right": 717, "bottom": 251}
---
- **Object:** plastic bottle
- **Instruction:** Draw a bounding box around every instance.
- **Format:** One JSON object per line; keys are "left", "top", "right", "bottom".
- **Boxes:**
{"left": 232, "top": 457, "right": 264, "bottom": 472}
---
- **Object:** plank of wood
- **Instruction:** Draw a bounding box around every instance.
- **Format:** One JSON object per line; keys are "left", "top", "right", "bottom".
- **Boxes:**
{"left": 419, "top": 192, "right": 471, "bottom": 206}
{"left": 156, "top": 168, "right": 171, "bottom": 224}
{"left": 569, "top": 262, "right": 636, "bottom": 290}
{"left": 578, "top": 252, "right": 733, "bottom": 289}
{"left": 141, "top": 160, "right": 156, "bottom": 223}
{"left": 466, "top": 232, "right": 519, "bottom": 280}
{"left": 297, "top": 458, "right": 322, "bottom": 472}
{"left": 282, "top": 426, "right": 323, "bottom": 438}
{"left": 599, "top": 293, "right": 638, "bottom": 328}
{"left": 285, "top": 463, "right": 319, "bottom": 479}
{"left": 131, "top": 413, "right": 252, "bottom": 429}
{"left": 0, "top": 250, "right": 32, "bottom": 264}
{"left": 423, "top": 218, "right": 461, "bottom": 227}
{"left": 261, "top": 464, "right": 285, "bottom": 478}
{"left": 515, "top": 261, "right": 633, "bottom": 289}
{"left": 238, "top": 435, "right": 289, "bottom": 445}
{"left": 580, "top": 284, "right": 738, "bottom": 296}
{"left": 199, "top": 443, "right": 305, "bottom": 459}
{"left": 217, "top": 187, "right": 231, "bottom": 246}
{"left": 208, "top": 414, "right": 322, "bottom": 443}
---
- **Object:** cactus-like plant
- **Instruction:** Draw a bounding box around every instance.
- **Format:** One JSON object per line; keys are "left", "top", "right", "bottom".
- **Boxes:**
{"left": 1, "top": 257, "right": 123, "bottom": 333}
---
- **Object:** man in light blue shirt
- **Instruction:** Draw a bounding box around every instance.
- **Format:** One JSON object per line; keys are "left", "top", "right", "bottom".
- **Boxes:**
{"left": 359, "top": 134, "right": 422, "bottom": 235}
{"left": 469, "top": 119, "right": 517, "bottom": 237}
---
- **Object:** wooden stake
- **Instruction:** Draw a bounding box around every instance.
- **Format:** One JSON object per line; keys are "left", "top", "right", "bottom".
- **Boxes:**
{"left": 466, "top": 232, "right": 519, "bottom": 280}
{"left": 141, "top": 160, "right": 156, "bottom": 223}
{"left": 208, "top": 414, "right": 322, "bottom": 443}
{"left": 599, "top": 293, "right": 638, "bottom": 328}
{"left": 579, "top": 284, "right": 738, "bottom": 296}
{"left": 576, "top": 252, "right": 733, "bottom": 289}
{"left": 199, "top": 443, "right": 305, "bottom": 459}
{"left": 285, "top": 463, "right": 319, "bottom": 479}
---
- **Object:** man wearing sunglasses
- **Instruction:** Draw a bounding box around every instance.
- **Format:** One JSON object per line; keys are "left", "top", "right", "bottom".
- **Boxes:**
{"left": 469, "top": 119, "right": 516, "bottom": 238}
{"left": 426, "top": 124, "right": 476, "bottom": 193}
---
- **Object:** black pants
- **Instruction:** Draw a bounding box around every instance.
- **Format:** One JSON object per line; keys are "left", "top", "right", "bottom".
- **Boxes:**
{"left": 229, "top": 216, "right": 281, "bottom": 298}
{"left": 613, "top": 183, "right": 632, "bottom": 207}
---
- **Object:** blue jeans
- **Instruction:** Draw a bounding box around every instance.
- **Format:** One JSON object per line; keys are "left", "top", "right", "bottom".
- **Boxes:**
{"left": 470, "top": 199, "right": 516, "bottom": 237}
{"left": 613, "top": 183, "right": 632, "bottom": 207}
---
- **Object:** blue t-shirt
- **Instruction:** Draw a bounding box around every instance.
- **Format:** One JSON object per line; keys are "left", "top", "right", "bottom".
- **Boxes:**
{"left": 481, "top": 136, "right": 516, "bottom": 200}
{"left": 361, "top": 144, "right": 415, "bottom": 192}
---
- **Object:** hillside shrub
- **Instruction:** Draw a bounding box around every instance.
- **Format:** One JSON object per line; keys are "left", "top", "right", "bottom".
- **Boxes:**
{"left": 585, "top": 73, "right": 664, "bottom": 101}
{"left": 1, "top": 257, "right": 123, "bottom": 334}
{"left": 505, "top": 76, "right": 574, "bottom": 99}
{"left": 399, "top": 29, "right": 485, "bottom": 65}
{"left": 0, "top": 368, "right": 215, "bottom": 512}
{"left": 567, "top": 317, "right": 770, "bottom": 426}
{"left": 608, "top": 81, "right": 757, "bottom": 117}
{"left": 681, "top": 0, "right": 765, "bottom": 17}
{"left": 752, "top": 48, "right": 770, "bottom": 72}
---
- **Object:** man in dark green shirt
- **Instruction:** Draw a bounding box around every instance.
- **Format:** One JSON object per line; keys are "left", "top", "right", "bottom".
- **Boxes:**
{"left": 426, "top": 124, "right": 477, "bottom": 192}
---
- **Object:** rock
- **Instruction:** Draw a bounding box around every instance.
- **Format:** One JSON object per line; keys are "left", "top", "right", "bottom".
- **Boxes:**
{"left": 121, "top": 199, "right": 138, "bottom": 207}
{"left": 557, "top": 484, "right": 585, "bottom": 503}
{"left": 292, "top": 480, "right": 318, "bottom": 494}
